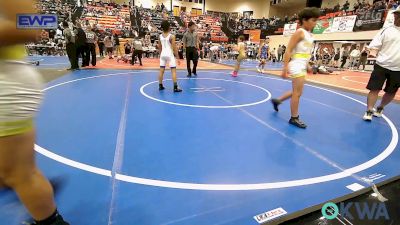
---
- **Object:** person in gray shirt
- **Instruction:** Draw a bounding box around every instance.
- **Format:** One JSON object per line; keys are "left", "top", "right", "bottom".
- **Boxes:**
{"left": 131, "top": 37, "right": 143, "bottom": 66}
{"left": 277, "top": 45, "right": 284, "bottom": 62}
{"left": 182, "top": 21, "right": 200, "bottom": 77}
{"left": 63, "top": 21, "right": 78, "bottom": 70}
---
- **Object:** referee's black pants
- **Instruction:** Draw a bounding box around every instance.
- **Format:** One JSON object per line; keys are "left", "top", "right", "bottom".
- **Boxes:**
{"left": 66, "top": 43, "right": 78, "bottom": 69}
{"left": 341, "top": 56, "right": 348, "bottom": 68}
{"left": 84, "top": 43, "right": 96, "bottom": 66}
{"left": 132, "top": 50, "right": 143, "bottom": 65}
{"left": 186, "top": 47, "right": 199, "bottom": 75}
{"left": 76, "top": 44, "right": 87, "bottom": 67}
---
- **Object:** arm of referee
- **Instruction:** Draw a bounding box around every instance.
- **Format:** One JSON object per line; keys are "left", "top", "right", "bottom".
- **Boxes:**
{"left": 182, "top": 32, "right": 187, "bottom": 49}
{"left": 196, "top": 33, "right": 200, "bottom": 50}
{"left": 368, "top": 28, "right": 386, "bottom": 57}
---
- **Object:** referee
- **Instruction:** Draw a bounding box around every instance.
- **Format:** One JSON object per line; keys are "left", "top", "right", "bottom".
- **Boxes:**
{"left": 363, "top": 8, "right": 400, "bottom": 121}
{"left": 63, "top": 21, "right": 78, "bottom": 70}
{"left": 182, "top": 21, "right": 200, "bottom": 77}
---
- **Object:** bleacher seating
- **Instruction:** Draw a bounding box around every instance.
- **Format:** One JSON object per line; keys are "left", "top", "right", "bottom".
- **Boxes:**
{"left": 82, "top": 5, "right": 131, "bottom": 35}
{"left": 183, "top": 15, "right": 229, "bottom": 42}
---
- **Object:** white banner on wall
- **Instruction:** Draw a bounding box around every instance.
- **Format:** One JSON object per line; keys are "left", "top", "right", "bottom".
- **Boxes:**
{"left": 283, "top": 23, "right": 297, "bottom": 37}
{"left": 331, "top": 15, "right": 357, "bottom": 33}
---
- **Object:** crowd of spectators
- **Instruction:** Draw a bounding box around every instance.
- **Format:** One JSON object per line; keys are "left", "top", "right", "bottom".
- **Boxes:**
{"left": 28, "top": 0, "right": 134, "bottom": 56}
{"left": 321, "top": 0, "right": 399, "bottom": 15}
{"left": 36, "top": 0, "right": 74, "bottom": 22}
{"left": 81, "top": 1, "right": 132, "bottom": 38}
{"left": 26, "top": 0, "right": 76, "bottom": 56}
{"left": 229, "top": 16, "right": 283, "bottom": 34}
{"left": 29, "top": 0, "right": 400, "bottom": 60}
{"left": 134, "top": 5, "right": 180, "bottom": 39}
{"left": 181, "top": 14, "right": 228, "bottom": 42}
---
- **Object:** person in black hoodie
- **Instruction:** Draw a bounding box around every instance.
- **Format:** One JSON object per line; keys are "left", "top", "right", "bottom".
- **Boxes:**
{"left": 178, "top": 42, "right": 184, "bottom": 59}
{"left": 75, "top": 23, "right": 87, "bottom": 67}
{"left": 98, "top": 33, "right": 105, "bottom": 57}
{"left": 113, "top": 33, "right": 122, "bottom": 57}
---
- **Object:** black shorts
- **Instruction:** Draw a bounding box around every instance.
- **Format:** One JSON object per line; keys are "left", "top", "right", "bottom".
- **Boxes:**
{"left": 367, "top": 64, "right": 400, "bottom": 94}
{"left": 186, "top": 47, "right": 199, "bottom": 61}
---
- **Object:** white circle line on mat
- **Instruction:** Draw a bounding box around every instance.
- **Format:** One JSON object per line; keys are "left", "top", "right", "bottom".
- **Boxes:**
{"left": 140, "top": 77, "right": 271, "bottom": 108}
{"left": 35, "top": 71, "right": 398, "bottom": 191}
